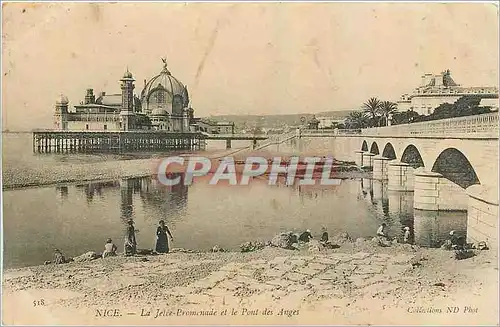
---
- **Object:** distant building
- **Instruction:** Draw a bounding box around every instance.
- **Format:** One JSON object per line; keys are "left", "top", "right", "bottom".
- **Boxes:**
{"left": 396, "top": 70, "right": 498, "bottom": 115}
{"left": 316, "top": 116, "right": 345, "bottom": 129}
{"left": 479, "top": 98, "right": 499, "bottom": 111}
{"left": 195, "top": 119, "right": 235, "bottom": 134}
{"left": 307, "top": 116, "right": 320, "bottom": 130}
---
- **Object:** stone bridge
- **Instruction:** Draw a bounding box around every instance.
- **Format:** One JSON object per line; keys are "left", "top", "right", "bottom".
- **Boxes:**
{"left": 297, "top": 112, "right": 499, "bottom": 247}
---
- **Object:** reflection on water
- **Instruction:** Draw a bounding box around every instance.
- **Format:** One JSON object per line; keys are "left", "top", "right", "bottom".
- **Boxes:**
{"left": 3, "top": 175, "right": 467, "bottom": 268}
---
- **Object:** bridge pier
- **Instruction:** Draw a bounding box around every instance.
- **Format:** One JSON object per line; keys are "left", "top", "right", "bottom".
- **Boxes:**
{"left": 413, "top": 209, "right": 467, "bottom": 248}
{"left": 466, "top": 185, "right": 498, "bottom": 249}
{"left": 226, "top": 139, "right": 232, "bottom": 149}
{"left": 362, "top": 152, "right": 375, "bottom": 169}
{"left": 354, "top": 150, "right": 365, "bottom": 167}
{"left": 388, "top": 161, "right": 414, "bottom": 191}
{"left": 414, "top": 170, "right": 468, "bottom": 211}
{"left": 373, "top": 156, "right": 392, "bottom": 180}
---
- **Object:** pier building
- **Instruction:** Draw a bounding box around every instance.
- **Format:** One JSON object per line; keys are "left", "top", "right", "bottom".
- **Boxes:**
{"left": 54, "top": 59, "right": 194, "bottom": 132}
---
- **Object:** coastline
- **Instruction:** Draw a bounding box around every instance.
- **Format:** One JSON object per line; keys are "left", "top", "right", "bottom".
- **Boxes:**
{"left": 2, "top": 147, "right": 253, "bottom": 190}
{"left": 2, "top": 144, "right": 367, "bottom": 190}
{"left": 3, "top": 242, "right": 498, "bottom": 325}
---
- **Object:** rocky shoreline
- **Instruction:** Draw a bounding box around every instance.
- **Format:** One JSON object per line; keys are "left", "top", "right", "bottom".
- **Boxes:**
{"left": 3, "top": 239, "right": 498, "bottom": 325}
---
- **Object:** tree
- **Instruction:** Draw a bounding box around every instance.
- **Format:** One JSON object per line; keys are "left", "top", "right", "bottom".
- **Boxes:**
{"left": 362, "top": 97, "right": 382, "bottom": 127}
{"left": 429, "top": 95, "right": 491, "bottom": 121}
{"left": 378, "top": 101, "right": 397, "bottom": 126}
{"left": 345, "top": 111, "right": 369, "bottom": 129}
{"left": 392, "top": 110, "right": 423, "bottom": 125}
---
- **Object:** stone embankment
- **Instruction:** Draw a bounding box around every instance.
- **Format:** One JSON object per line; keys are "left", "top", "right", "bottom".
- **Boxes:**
{"left": 3, "top": 242, "right": 497, "bottom": 325}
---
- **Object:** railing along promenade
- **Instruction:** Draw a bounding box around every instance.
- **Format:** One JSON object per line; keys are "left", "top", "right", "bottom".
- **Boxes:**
{"left": 301, "top": 112, "right": 499, "bottom": 139}
{"left": 253, "top": 131, "right": 297, "bottom": 150}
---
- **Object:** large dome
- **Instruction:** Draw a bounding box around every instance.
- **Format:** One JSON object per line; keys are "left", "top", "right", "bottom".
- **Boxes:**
{"left": 140, "top": 61, "right": 190, "bottom": 115}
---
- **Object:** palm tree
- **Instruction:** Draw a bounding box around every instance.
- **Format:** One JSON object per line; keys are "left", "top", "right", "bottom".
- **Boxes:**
{"left": 379, "top": 101, "right": 397, "bottom": 126}
{"left": 362, "top": 97, "right": 382, "bottom": 127}
{"left": 345, "top": 111, "right": 369, "bottom": 129}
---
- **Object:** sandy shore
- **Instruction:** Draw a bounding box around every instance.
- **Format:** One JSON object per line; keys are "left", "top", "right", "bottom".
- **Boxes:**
{"left": 2, "top": 147, "right": 252, "bottom": 190}
{"left": 2, "top": 242, "right": 498, "bottom": 325}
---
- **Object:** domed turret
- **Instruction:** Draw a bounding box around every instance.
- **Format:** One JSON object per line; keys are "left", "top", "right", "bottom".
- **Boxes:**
{"left": 123, "top": 70, "right": 133, "bottom": 79}
{"left": 56, "top": 94, "right": 69, "bottom": 105}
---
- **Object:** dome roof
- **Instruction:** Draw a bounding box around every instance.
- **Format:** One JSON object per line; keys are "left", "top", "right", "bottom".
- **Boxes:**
{"left": 141, "top": 61, "right": 189, "bottom": 107}
{"left": 122, "top": 69, "right": 133, "bottom": 79}
{"left": 56, "top": 94, "right": 69, "bottom": 105}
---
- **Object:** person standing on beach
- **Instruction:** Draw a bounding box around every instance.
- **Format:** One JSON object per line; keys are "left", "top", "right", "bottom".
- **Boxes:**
{"left": 155, "top": 220, "right": 174, "bottom": 254}
{"left": 124, "top": 220, "right": 137, "bottom": 256}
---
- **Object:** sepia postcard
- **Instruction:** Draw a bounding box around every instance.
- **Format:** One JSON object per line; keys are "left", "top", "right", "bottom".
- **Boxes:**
{"left": 1, "top": 1, "right": 499, "bottom": 325}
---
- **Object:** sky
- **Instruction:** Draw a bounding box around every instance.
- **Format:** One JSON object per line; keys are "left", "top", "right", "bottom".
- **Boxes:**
{"left": 2, "top": 2, "right": 499, "bottom": 130}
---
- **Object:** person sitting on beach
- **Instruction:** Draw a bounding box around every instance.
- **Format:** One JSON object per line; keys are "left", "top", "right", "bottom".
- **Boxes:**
{"left": 376, "top": 223, "right": 388, "bottom": 239}
{"left": 403, "top": 227, "right": 411, "bottom": 244}
{"left": 298, "top": 229, "right": 313, "bottom": 243}
{"left": 449, "top": 231, "right": 466, "bottom": 250}
{"left": 124, "top": 220, "right": 137, "bottom": 256}
{"left": 155, "top": 220, "right": 174, "bottom": 254}
{"left": 102, "top": 238, "right": 118, "bottom": 258}
{"left": 53, "top": 248, "right": 66, "bottom": 264}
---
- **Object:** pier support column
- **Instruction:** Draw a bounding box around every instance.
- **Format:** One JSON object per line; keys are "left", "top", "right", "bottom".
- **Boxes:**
{"left": 362, "top": 152, "right": 375, "bottom": 169}
{"left": 226, "top": 139, "right": 232, "bottom": 149}
{"left": 414, "top": 170, "right": 468, "bottom": 211}
{"left": 466, "top": 185, "right": 498, "bottom": 249}
{"left": 388, "top": 161, "right": 414, "bottom": 191}
{"left": 354, "top": 150, "right": 364, "bottom": 167}
{"left": 372, "top": 156, "right": 391, "bottom": 180}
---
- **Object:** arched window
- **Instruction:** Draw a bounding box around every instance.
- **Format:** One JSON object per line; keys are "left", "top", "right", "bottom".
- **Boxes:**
{"left": 154, "top": 91, "right": 165, "bottom": 104}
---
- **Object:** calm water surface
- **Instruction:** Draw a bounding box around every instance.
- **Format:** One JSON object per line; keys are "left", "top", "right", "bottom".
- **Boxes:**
{"left": 2, "top": 133, "right": 467, "bottom": 268}
{"left": 3, "top": 175, "right": 466, "bottom": 268}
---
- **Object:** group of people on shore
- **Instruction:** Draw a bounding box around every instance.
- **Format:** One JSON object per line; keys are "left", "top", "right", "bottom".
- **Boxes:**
{"left": 107, "top": 219, "right": 174, "bottom": 257}
{"left": 50, "top": 220, "right": 174, "bottom": 264}
{"left": 376, "top": 222, "right": 412, "bottom": 244}
{"left": 285, "top": 227, "right": 339, "bottom": 249}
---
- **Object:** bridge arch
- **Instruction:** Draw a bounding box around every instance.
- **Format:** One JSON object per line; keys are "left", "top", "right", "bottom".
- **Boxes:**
{"left": 361, "top": 140, "right": 368, "bottom": 151}
{"left": 401, "top": 145, "right": 424, "bottom": 168}
{"left": 370, "top": 142, "right": 379, "bottom": 155}
{"left": 382, "top": 143, "right": 397, "bottom": 160}
{"left": 431, "top": 148, "right": 480, "bottom": 189}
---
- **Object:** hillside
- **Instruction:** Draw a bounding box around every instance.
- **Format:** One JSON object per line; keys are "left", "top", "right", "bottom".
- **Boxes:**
{"left": 202, "top": 110, "right": 354, "bottom": 129}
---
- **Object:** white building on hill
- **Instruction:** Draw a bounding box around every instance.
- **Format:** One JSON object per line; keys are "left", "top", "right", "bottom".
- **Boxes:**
{"left": 396, "top": 70, "right": 498, "bottom": 115}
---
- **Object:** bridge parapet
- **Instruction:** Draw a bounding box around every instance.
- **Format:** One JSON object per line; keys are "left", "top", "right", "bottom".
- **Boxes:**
{"left": 300, "top": 112, "right": 498, "bottom": 139}
{"left": 254, "top": 130, "right": 297, "bottom": 149}
{"left": 362, "top": 112, "right": 499, "bottom": 138}
{"left": 300, "top": 129, "right": 361, "bottom": 136}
